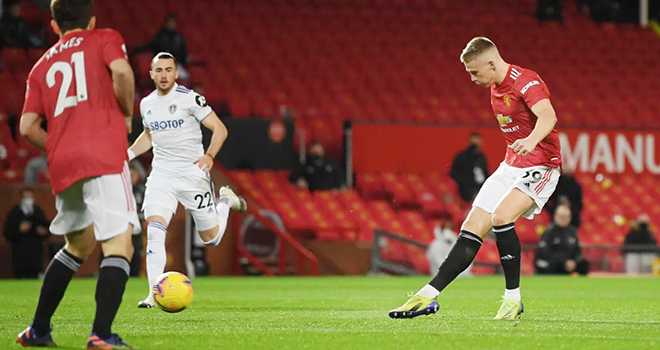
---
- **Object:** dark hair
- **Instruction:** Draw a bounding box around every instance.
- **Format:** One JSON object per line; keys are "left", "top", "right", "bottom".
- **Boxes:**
{"left": 20, "top": 186, "right": 35, "bottom": 196}
{"left": 163, "top": 14, "right": 177, "bottom": 23}
{"left": 51, "top": 0, "right": 94, "bottom": 33}
{"left": 470, "top": 132, "right": 481, "bottom": 138}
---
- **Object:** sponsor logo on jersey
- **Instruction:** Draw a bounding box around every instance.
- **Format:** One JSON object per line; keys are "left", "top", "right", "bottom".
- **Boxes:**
{"left": 503, "top": 94, "right": 511, "bottom": 107}
{"left": 169, "top": 104, "right": 177, "bottom": 114}
{"left": 501, "top": 125, "right": 520, "bottom": 133}
{"left": 149, "top": 119, "right": 185, "bottom": 131}
{"left": 520, "top": 80, "right": 540, "bottom": 94}
{"left": 496, "top": 114, "right": 512, "bottom": 126}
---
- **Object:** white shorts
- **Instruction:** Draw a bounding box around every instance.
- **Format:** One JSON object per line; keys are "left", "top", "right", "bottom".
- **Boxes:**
{"left": 473, "top": 161, "right": 560, "bottom": 219}
{"left": 143, "top": 169, "right": 219, "bottom": 231}
{"left": 50, "top": 162, "right": 141, "bottom": 240}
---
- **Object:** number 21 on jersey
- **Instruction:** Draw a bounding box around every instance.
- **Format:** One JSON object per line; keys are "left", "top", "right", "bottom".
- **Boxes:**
{"left": 46, "top": 51, "right": 88, "bottom": 117}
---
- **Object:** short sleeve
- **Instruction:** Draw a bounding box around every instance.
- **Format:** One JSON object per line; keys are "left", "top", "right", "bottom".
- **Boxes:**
{"left": 22, "top": 70, "right": 44, "bottom": 115}
{"left": 515, "top": 72, "right": 550, "bottom": 108}
{"left": 139, "top": 100, "right": 148, "bottom": 129}
{"left": 102, "top": 29, "right": 128, "bottom": 66}
{"left": 188, "top": 92, "right": 213, "bottom": 122}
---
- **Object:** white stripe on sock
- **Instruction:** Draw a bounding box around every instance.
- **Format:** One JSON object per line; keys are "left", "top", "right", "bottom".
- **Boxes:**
{"left": 54, "top": 250, "right": 81, "bottom": 271}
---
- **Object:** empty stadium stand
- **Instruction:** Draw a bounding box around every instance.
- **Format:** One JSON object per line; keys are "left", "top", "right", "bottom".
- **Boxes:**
{"left": 2, "top": 0, "right": 659, "bottom": 274}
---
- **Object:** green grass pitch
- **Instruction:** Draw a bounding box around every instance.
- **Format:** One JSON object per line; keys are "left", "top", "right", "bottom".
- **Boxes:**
{"left": 1, "top": 276, "right": 659, "bottom": 349}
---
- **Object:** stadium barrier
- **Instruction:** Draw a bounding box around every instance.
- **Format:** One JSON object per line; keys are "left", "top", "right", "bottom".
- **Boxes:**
{"left": 213, "top": 163, "right": 320, "bottom": 276}
{"left": 369, "top": 229, "right": 659, "bottom": 276}
{"left": 369, "top": 229, "right": 501, "bottom": 276}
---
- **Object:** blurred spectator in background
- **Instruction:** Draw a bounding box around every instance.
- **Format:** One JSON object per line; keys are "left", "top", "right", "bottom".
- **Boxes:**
{"left": 24, "top": 151, "right": 48, "bottom": 185}
{"left": 535, "top": 205, "right": 589, "bottom": 275}
{"left": 35, "top": 0, "right": 52, "bottom": 12}
{"left": 450, "top": 132, "right": 488, "bottom": 202}
{"left": 1, "top": 129, "right": 16, "bottom": 170}
{"left": 427, "top": 221, "right": 472, "bottom": 277}
{"left": 578, "top": 0, "right": 638, "bottom": 23}
{"left": 622, "top": 214, "right": 658, "bottom": 274}
{"left": 129, "top": 161, "right": 146, "bottom": 277}
{"left": 1, "top": 1, "right": 30, "bottom": 48}
{"left": 545, "top": 172, "right": 583, "bottom": 228}
{"left": 279, "top": 105, "right": 293, "bottom": 118}
{"left": 0, "top": 1, "right": 45, "bottom": 49}
{"left": 536, "top": 0, "right": 563, "bottom": 22}
{"left": 137, "top": 14, "right": 190, "bottom": 82}
{"left": 652, "top": 1, "right": 660, "bottom": 22}
{"left": 289, "top": 142, "right": 344, "bottom": 191}
{"left": 3, "top": 186, "right": 50, "bottom": 278}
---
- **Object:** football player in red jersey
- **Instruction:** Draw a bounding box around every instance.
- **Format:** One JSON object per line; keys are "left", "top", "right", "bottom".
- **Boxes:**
{"left": 390, "top": 37, "right": 561, "bottom": 321}
{"left": 17, "top": 1, "right": 138, "bottom": 348}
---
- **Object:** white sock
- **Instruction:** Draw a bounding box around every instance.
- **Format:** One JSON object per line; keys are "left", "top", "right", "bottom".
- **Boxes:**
{"left": 146, "top": 221, "right": 168, "bottom": 298}
{"left": 416, "top": 284, "right": 440, "bottom": 299}
{"left": 504, "top": 288, "right": 521, "bottom": 301}
{"left": 202, "top": 199, "right": 231, "bottom": 246}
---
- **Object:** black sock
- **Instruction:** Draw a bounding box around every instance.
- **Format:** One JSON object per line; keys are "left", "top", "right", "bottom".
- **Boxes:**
{"left": 92, "top": 256, "right": 130, "bottom": 339}
{"left": 493, "top": 223, "right": 521, "bottom": 290}
{"left": 428, "top": 230, "right": 483, "bottom": 293}
{"left": 31, "top": 249, "right": 83, "bottom": 336}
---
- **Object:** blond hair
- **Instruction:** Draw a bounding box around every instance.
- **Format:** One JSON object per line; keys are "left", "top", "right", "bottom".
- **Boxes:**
{"left": 460, "top": 37, "right": 497, "bottom": 63}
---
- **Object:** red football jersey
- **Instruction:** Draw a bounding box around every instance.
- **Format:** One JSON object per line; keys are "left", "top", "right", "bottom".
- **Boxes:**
{"left": 490, "top": 65, "right": 562, "bottom": 168}
{"left": 23, "top": 29, "right": 130, "bottom": 194}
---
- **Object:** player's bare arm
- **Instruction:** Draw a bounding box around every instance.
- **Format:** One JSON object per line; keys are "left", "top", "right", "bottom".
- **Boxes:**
{"left": 509, "top": 99, "right": 557, "bottom": 156}
{"left": 194, "top": 112, "right": 228, "bottom": 172}
{"left": 109, "top": 57, "right": 135, "bottom": 131}
{"left": 19, "top": 113, "right": 48, "bottom": 151}
{"left": 127, "top": 128, "right": 153, "bottom": 160}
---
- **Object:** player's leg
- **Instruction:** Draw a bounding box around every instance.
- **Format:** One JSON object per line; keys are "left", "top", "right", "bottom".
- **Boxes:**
{"left": 179, "top": 173, "right": 245, "bottom": 246}
{"left": 90, "top": 226, "right": 133, "bottom": 346}
{"left": 20, "top": 226, "right": 96, "bottom": 347}
{"left": 490, "top": 188, "right": 533, "bottom": 320}
{"left": 389, "top": 164, "right": 509, "bottom": 319}
{"left": 18, "top": 182, "right": 94, "bottom": 347}
{"left": 427, "top": 206, "right": 493, "bottom": 292}
{"left": 140, "top": 173, "right": 177, "bottom": 308}
{"left": 84, "top": 165, "right": 140, "bottom": 348}
{"left": 140, "top": 214, "right": 171, "bottom": 308}
{"left": 197, "top": 186, "right": 246, "bottom": 245}
{"left": 491, "top": 188, "right": 534, "bottom": 295}
{"left": 491, "top": 166, "right": 559, "bottom": 320}
{"left": 389, "top": 207, "right": 492, "bottom": 319}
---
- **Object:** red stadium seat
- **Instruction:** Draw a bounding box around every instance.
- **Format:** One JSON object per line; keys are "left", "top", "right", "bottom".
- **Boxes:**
{"left": 9, "top": 1, "right": 654, "bottom": 275}
{"left": 1, "top": 48, "right": 28, "bottom": 71}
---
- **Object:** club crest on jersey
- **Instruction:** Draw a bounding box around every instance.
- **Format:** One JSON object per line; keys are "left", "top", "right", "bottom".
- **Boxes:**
{"left": 496, "top": 114, "right": 512, "bottom": 126}
{"left": 503, "top": 95, "right": 511, "bottom": 107}
{"left": 169, "top": 104, "right": 177, "bottom": 115}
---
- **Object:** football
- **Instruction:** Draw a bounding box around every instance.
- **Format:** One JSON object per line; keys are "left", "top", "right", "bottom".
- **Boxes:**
{"left": 152, "top": 272, "right": 194, "bottom": 313}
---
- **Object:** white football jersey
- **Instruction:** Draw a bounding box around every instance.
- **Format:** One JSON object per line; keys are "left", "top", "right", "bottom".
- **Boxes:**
{"left": 140, "top": 84, "right": 213, "bottom": 176}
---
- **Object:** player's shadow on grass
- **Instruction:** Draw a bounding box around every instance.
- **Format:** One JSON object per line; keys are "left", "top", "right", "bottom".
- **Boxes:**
{"left": 206, "top": 306, "right": 353, "bottom": 312}
{"left": 534, "top": 319, "right": 660, "bottom": 326}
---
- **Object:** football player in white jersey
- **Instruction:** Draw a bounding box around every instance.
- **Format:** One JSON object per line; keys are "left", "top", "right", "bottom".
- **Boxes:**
{"left": 127, "top": 52, "right": 247, "bottom": 308}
